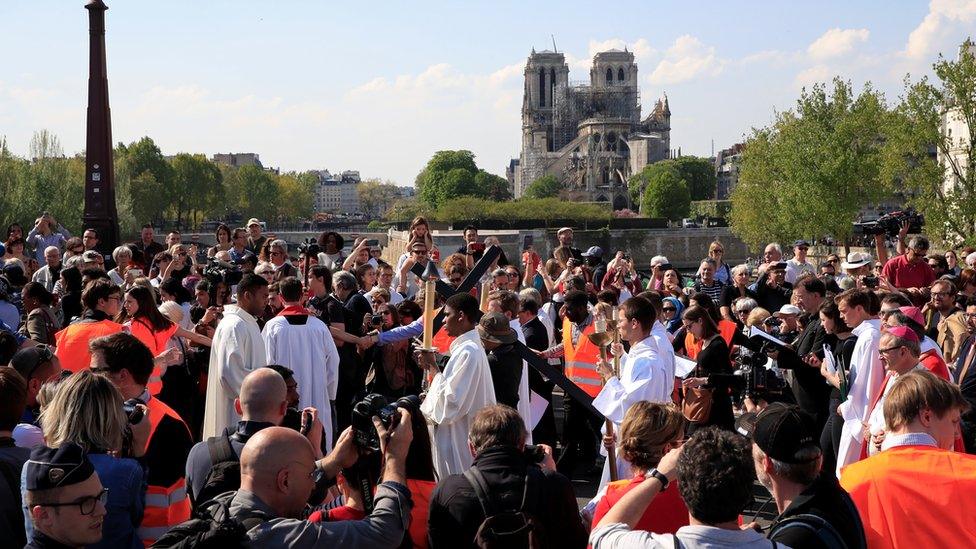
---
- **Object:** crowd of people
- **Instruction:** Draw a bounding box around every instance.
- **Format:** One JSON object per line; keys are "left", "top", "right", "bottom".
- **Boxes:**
{"left": 1, "top": 212, "right": 975, "bottom": 548}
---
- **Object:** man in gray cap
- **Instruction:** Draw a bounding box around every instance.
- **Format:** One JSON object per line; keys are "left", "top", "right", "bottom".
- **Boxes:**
{"left": 24, "top": 442, "right": 107, "bottom": 548}
{"left": 583, "top": 246, "right": 607, "bottom": 291}
{"left": 478, "top": 311, "right": 521, "bottom": 409}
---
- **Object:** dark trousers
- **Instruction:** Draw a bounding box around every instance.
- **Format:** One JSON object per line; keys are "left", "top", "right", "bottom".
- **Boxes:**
{"left": 820, "top": 397, "right": 844, "bottom": 475}
{"left": 556, "top": 396, "right": 600, "bottom": 476}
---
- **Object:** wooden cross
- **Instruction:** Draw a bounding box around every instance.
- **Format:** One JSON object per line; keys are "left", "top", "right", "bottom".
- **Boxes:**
{"left": 410, "top": 245, "right": 605, "bottom": 420}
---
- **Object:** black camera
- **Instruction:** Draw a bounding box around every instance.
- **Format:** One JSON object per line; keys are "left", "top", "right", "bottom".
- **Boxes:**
{"left": 123, "top": 398, "right": 145, "bottom": 424}
{"left": 297, "top": 237, "right": 321, "bottom": 258}
{"left": 524, "top": 444, "right": 546, "bottom": 463}
{"left": 369, "top": 314, "right": 383, "bottom": 327}
{"left": 351, "top": 393, "right": 420, "bottom": 452}
{"left": 853, "top": 208, "right": 924, "bottom": 237}
{"left": 730, "top": 347, "right": 787, "bottom": 404}
{"left": 202, "top": 258, "right": 243, "bottom": 289}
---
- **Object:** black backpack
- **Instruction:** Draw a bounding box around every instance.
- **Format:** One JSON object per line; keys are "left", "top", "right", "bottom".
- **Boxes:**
{"left": 768, "top": 510, "right": 866, "bottom": 549}
{"left": 151, "top": 497, "right": 266, "bottom": 548}
{"left": 463, "top": 466, "right": 547, "bottom": 549}
{"left": 192, "top": 434, "right": 241, "bottom": 510}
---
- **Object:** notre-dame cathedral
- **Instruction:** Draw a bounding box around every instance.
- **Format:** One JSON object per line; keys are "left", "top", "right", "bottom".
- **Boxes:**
{"left": 508, "top": 48, "right": 672, "bottom": 210}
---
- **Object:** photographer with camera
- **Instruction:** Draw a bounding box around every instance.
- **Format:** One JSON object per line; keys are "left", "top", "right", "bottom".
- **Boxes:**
{"left": 881, "top": 235, "right": 935, "bottom": 299}
{"left": 428, "top": 404, "right": 585, "bottom": 548}
{"left": 263, "top": 277, "right": 340, "bottom": 450}
{"left": 88, "top": 332, "right": 194, "bottom": 545}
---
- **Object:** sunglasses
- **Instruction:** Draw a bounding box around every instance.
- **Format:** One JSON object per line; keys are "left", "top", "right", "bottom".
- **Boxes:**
{"left": 662, "top": 307, "right": 676, "bottom": 312}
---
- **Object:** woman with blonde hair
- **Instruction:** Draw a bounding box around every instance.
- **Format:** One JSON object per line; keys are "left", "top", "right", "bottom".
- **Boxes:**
{"left": 590, "top": 402, "right": 689, "bottom": 534}
{"left": 32, "top": 370, "right": 148, "bottom": 549}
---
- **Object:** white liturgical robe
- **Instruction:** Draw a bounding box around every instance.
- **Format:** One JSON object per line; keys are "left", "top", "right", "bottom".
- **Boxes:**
{"left": 262, "top": 307, "right": 340, "bottom": 451}
{"left": 836, "top": 318, "right": 884, "bottom": 477}
{"left": 592, "top": 333, "right": 672, "bottom": 486}
{"left": 202, "top": 305, "right": 267, "bottom": 439}
{"left": 420, "top": 328, "right": 497, "bottom": 478}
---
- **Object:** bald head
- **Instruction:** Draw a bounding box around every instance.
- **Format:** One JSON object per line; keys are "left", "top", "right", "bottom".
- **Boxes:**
{"left": 239, "top": 426, "right": 317, "bottom": 518}
{"left": 237, "top": 368, "right": 287, "bottom": 422}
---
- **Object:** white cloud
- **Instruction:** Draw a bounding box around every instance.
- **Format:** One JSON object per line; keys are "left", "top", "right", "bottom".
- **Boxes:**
{"left": 649, "top": 35, "right": 724, "bottom": 85}
{"left": 807, "top": 28, "right": 870, "bottom": 60}
{"left": 793, "top": 65, "right": 834, "bottom": 88}
{"left": 905, "top": 0, "right": 976, "bottom": 59}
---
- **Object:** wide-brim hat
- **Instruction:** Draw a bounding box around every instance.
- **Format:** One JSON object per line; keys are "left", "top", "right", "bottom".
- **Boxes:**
{"left": 478, "top": 312, "right": 517, "bottom": 345}
{"left": 841, "top": 252, "right": 872, "bottom": 270}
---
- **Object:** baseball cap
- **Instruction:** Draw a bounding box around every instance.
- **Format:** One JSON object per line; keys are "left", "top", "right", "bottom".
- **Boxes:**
{"left": 841, "top": 251, "right": 872, "bottom": 270}
{"left": 246, "top": 218, "right": 261, "bottom": 227}
{"left": 773, "top": 304, "right": 802, "bottom": 317}
{"left": 81, "top": 250, "right": 101, "bottom": 263}
{"left": 793, "top": 240, "right": 810, "bottom": 248}
{"left": 769, "top": 261, "right": 788, "bottom": 271}
{"left": 737, "top": 402, "right": 821, "bottom": 463}
{"left": 557, "top": 227, "right": 573, "bottom": 236}
{"left": 10, "top": 345, "right": 56, "bottom": 380}
{"left": 582, "top": 246, "right": 604, "bottom": 258}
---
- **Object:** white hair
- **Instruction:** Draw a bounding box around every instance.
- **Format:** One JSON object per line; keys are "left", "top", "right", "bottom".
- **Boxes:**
{"left": 651, "top": 255, "right": 669, "bottom": 267}
{"left": 765, "top": 243, "right": 782, "bottom": 254}
{"left": 731, "top": 264, "right": 751, "bottom": 277}
{"left": 270, "top": 239, "right": 288, "bottom": 252}
{"left": 44, "top": 246, "right": 60, "bottom": 256}
{"left": 158, "top": 301, "right": 184, "bottom": 324}
{"left": 112, "top": 245, "right": 132, "bottom": 263}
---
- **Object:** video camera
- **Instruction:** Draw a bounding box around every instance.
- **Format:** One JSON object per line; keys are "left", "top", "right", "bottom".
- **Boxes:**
{"left": 202, "top": 257, "right": 243, "bottom": 288}
{"left": 297, "top": 237, "right": 321, "bottom": 258}
{"left": 730, "top": 346, "right": 787, "bottom": 405}
{"left": 852, "top": 208, "right": 924, "bottom": 237}
{"left": 351, "top": 393, "right": 421, "bottom": 453}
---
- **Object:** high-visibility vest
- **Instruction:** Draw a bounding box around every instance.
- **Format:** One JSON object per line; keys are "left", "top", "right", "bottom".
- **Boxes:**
{"left": 840, "top": 446, "right": 976, "bottom": 548}
{"left": 54, "top": 319, "right": 124, "bottom": 372}
{"left": 684, "top": 319, "right": 737, "bottom": 360}
{"left": 563, "top": 317, "right": 602, "bottom": 397}
{"left": 138, "top": 397, "right": 192, "bottom": 546}
{"left": 406, "top": 479, "right": 435, "bottom": 549}
{"left": 128, "top": 319, "right": 179, "bottom": 396}
{"left": 594, "top": 477, "right": 689, "bottom": 535}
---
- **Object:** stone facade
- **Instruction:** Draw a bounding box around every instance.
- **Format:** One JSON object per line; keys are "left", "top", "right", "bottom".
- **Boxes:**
{"left": 511, "top": 48, "right": 672, "bottom": 209}
{"left": 314, "top": 170, "right": 362, "bottom": 214}
{"left": 940, "top": 39, "right": 974, "bottom": 195}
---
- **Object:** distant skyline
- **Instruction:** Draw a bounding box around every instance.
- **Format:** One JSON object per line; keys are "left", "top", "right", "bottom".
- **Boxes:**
{"left": 1, "top": 1, "right": 974, "bottom": 187}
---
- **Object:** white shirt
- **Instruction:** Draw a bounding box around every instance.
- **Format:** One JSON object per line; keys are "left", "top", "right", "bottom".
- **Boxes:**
{"left": 202, "top": 305, "right": 267, "bottom": 439}
{"left": 867, "top": 365, "right": 925, "bottom": 454}
{"left": 262, "top": 310, "right": 340, "bottom": 451}
{"left": 420, "top": 328, "right": 496, "bottom": 478}
{"left": 592, "top": 334, "right": 672, "bottom": 486}
{"left": 785, "top": 259, "right": 816, "bottom": 284}
{"left": 836, "top": 318, "right": 884, "bottom": 477}
{"left": 651, "top": 321, "right": 676, "bottom": 381}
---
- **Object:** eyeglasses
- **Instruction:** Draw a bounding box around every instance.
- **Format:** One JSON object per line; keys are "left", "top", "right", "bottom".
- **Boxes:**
{"left": 412, "top": 250, "right": 428, "bottom": 256}
{"left": 879, "top": 345, "right": 904, "bottom": 355}
{"left": 42, "top": 488, "right": 108, "bottom": 515}
{"left": 662, "top": 307, "right": 676, "bottom": 312}
{"left": 712, "top": 249, "right": 724, "bottom": 254}
{"left": 270, "top": 251, "right": 283, "bottom": 257}
{"left": 931, "top": 291, "right": 951, "bottom": 298}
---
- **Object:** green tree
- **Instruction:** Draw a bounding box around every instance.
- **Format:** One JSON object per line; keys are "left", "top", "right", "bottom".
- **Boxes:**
{"left": 358, "top": 178, "right": 402, "bottom": 217}
{"left": 168, "top": 153, "right": 223, "bottom": 229}
{"left": 115, "top": 137, "right": 173, "bottom": 228}
{"left": 730, "top": 78, "right": 892, "bottom": 248}
{"left": 237, "top": 165, "right": 279, "bottom": 222}
{"left": 882, "top": 42, "right": 976, "bottom": 245}
{"left": 416, "top": 150, "right": 510, "bottom": 207}
{"left": 673, "top": 156, "right": 717, "bottom": 201}
{"left": 276, "top": 171, "right": 315, "bottom": 221}
{"left": 473, "top": 170, "right": 512, "bottom": 201}
{"left": 522, "top": 174, "right": 561, "bottom": 199}
{"left": 640, "top": 164, "right": 691, "bottom": 220}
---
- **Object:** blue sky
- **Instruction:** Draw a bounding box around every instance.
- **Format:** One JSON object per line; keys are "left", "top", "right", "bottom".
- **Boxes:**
{"left": 1, "top": 1, "right": 973, "bottom": 187}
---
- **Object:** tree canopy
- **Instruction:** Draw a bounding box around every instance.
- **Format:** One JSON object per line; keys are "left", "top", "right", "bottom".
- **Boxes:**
{"left": 673, "top": 156, "right": 717, "bottom": 201}
{"left": 522, "top": 174, "right": 561, "bottom": 199}
{"left": 639, "top": 163, "right": 691, "bottom": 220}
{"left": 416, "top": 150, "right": 511, "bottom": 208}
{"left": 730, "top": 78, "right": 892, "bottom": 248}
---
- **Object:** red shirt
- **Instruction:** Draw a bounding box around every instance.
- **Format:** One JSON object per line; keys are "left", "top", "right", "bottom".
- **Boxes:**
{"left": 881, "top": 254, "right": 935, "bottom": 290}
{"left": 308, "top": 506, "right": 367, "bottom": 522}
{"left": 591, "top": 475, "right": 689, "bottom": 535}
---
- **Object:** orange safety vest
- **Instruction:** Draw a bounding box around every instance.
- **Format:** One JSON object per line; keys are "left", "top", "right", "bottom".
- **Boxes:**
{"left": 138, "top": 397, "right": 192, "bottom": 546}
{"left": 840, "top": 446, "right": 976, "bottom": 548}
{"left": 54, "top": 319, "right": 124, "bottom": 372}
{"left": 683, "top": 319, "right": 737, "bottom": 360}
{"left": 129, "top": 319, "right": 180, "bottom": 396}
{"left": 563, "top": 317, "right": 603, "bottom": 397}
{"left": 406, "top": 479, "right": 435, "bottom": 549}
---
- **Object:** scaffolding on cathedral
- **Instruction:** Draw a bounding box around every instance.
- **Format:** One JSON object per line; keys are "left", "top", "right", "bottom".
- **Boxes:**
{"left": 551, "top": 82, "right": 641, "bottom": 152}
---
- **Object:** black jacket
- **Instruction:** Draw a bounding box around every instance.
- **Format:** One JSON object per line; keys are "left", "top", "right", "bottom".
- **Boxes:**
{"left": 486, "top": 344, "right": 523, "bottom": 409}
{"left": 755, "top": 272, "right": 793, "bottom": 313}
{"left": 775, "top": 316, "right": 830, "bottom": 428}
{"left": 427, "top": 446, "right": 586, "bottom": 549}
{"left": 768, "top": 473, "right": 866, "bottom": 549}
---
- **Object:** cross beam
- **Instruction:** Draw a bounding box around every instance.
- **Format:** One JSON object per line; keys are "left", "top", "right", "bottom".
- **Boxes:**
{"left": 410, "top": 245, "right": 604, "bottom": 420}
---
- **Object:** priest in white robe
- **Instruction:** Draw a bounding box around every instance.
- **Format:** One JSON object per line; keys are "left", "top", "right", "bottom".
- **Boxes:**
{"left": 420, "top": 293, "right": 496, "bottom": 478}
{"left": 262, "top": 277, "right": 340, "bottom": 450}
{"left": 592, "top": 297, "right": 673, "bottom": 487}
{"left": 202, "top": 275, "right": 270, "bottom": 439}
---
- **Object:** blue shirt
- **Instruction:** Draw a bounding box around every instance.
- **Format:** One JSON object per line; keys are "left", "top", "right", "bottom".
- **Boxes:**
{"left": 377, "top": 317, "right": 424, "bottom": 346}
{"left": 22, "top": 453, "right": 146, "bottom": 549}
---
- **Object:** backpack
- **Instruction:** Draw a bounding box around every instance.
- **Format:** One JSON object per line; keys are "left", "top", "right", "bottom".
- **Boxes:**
{"left": 768, "top": 513, "right": 856, "bottom": 549}
{"left": 192, "top": 434, "right": 241, "bottom": 510}
{"left": 463, "top": 466, "right": 547, "bottom": 549}
{"left": 150, "top": 497, "right": 266, "bottom": 548}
